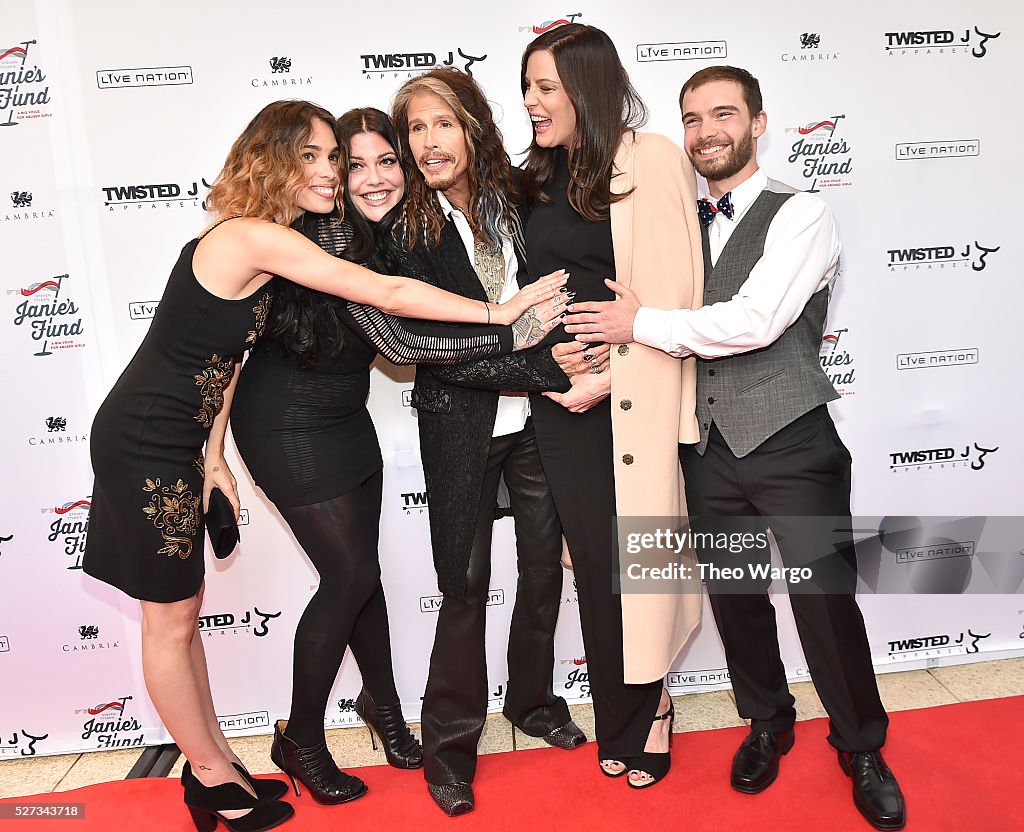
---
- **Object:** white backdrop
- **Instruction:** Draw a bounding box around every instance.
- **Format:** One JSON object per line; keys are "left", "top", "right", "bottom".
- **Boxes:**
{"left": 2, "top": 0, "right": 1021, "bottom": 758}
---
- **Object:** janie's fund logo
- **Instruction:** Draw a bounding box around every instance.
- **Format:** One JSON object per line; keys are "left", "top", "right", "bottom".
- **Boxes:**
{"left": 1, "top": 40, "right": 53, "bottom": 126}
{"left": 819, "top": 327, "right": 856, "bottom": 396}
{"left": 42, "top": 497, "right": 90, "bottom": 568}
{"left": 8, "top": 274, "right": 85, "bottom": 355}
{"left": 785, "top": 115, "right": 852, "bottom": 191}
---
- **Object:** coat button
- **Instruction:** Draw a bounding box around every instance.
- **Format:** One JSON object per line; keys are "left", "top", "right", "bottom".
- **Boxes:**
{"left": 622, "top": 453, "right": 634, "bottom": 465}
{"left": 702, "top": 422, "right": 709, "bottom": 430}
{"left": 707, "top": 396, "right": 715, "bottom": 405}
{"left": 708, "top": 369, "right": 716, "bottom": 376}
{"left": 620, "top": 399, "right": 632, "bottom": 411}
{"left": 459, "top": 402, "right": 469, "bottom": 411}
{"left": 617, "top": 344, "right": 629, "bottom": 356}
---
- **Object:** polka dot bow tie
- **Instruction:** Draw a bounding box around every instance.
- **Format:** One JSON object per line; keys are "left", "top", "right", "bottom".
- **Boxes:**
{"left": 697, "top": 193, "right": 735, "bottom": 227}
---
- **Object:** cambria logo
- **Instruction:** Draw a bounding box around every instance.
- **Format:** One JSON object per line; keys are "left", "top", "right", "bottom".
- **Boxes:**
{"left": 884, "top": 26, "right": 1000, "bottom": 59}
{"left": 518, "top": 12, "right": 583, "bottom": 34}
{"left": 887, "top": 241, "right": 999, "bottom": 271}
{"left": 782, "top": 32, "right": 838, "bottom": 62}
{"left": 1, "top": 39, "right": 53, "bottom": 126}
{"left": 79, "top": 625, "right": 99, "bottom": 640}
{"left": 785, "top": 115, "right": 852, "bottom": 191}
{"left": 64, "top": 622, "right": 119, "bottom": 653}
{"left": 360, "top": 48, "right": 487, "bottom": 79}
{"left": 887, "top": 629, "right": 991, "bottom": 660}
{"left": 889, "top": 443, "right": 999, "bottom": 473}
{"left": 198, "top": 607, "right": 282, "bottom": 638}
{"left": 3, "top": 188, "right": 54, "bottom": 223}
{"left": 46, "top": 416, "right": 66, "bottom": 432}
{"left": 30, "top": 415, "right": 86, "bottom": 447}
{"left": 102, "top": 178, "right": 211, "bottom": 211}
{"left": 252, "top": 57, "right": 310, "bottom": 88}
{"left": 8, "top": 273, "right": 84, "bottom": 355}
{"left": 11, "top": 191, "right": 30, "bottom": 207}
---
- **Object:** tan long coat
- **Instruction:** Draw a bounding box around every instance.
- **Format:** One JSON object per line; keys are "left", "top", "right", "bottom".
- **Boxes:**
{"left": 607, "top": 131, "right": 704, "bottom": 682}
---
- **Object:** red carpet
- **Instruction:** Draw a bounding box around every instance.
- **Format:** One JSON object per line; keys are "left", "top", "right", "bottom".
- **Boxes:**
{"left": 4, "top": 696, "right": 1022, "bottom": 831}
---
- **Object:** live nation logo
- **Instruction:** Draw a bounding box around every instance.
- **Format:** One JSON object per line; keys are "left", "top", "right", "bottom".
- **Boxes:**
{"left": 3, "top": 189, "right": 55, "bottom": 223}
{"left": 7, "top": 273, "right": 85, "bottom": 355}
{"left": 886, "top": 629, "right": 990, "bottom": 661}
{"left": 667, "top": 667, "right": 731, "bottom": 688}
{"left": 360, "top": 47, "right": 487, "bottom": 79}
{"left": 887, "top": 241, "right": 999, "bottom": 271}
{"left": 785, "top": 115, "right": 852, "bottom": 191}
{"left": 884, "top": 26, "right": 1000, "bottom": 59}
{"left": 219, "top": 712, "right": 271, "bottom": 733}
{"left": 820, "top": 328, "right": 856, "bottom": 396}
{"left": 636, "top": 39, "right": 727, "bottom": 62}
{"left": 42, "top": 498, "right": 91, "bottom": 569}
{"left": 896, "top": 348, "right": 979, "bottom": 371}
{"left": 1, "top": 39, "right": 53, "bottom": 126}
{"left": 63, "top": 623, "right": 120, "bottom": 653}
{"left": 251, "top": 56, "right": 312, "bottom": 89}
{"left": 420, "top": 589, "right": 504, "bottom": 613}
{"left": 781, "top": 32, "right": 840, "bottom": 62}
{"left": 96, "top": 66, "right": 193, "bottom": 88}
{"left": 28, "top": 415, "right": 88, "bottom": 447}
{"left": 129, "top": 300, "right": 159, "bottom": 320}
{"left": 198, "top": 607, "right": 282, "bottom": 638}
{"left": 102, "top": 178, "right": 211, "bottom": 211}
{"left": 895, "top": 140, "right": 980, "bottom": 161}
{"left": 75, "top": 696, "right": 145, "bottom": 749}
{"left": 518, "top": 12, "right": 584, "bottom": 34}
{"left": 889, "top": 442, "right": 999, "bottom": 473}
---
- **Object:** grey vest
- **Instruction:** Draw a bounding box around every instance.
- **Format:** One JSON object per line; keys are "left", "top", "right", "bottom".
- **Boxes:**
{"left": 694, "top": 179, "right": 839, "bottom": 457}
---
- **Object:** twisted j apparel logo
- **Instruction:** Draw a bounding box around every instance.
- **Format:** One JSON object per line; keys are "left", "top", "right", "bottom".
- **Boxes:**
{"left": 884, "top": 26, "right": 1000, "bottom": 58}
{"left": 360, "top": 47, "right": 487, "bottom": 79}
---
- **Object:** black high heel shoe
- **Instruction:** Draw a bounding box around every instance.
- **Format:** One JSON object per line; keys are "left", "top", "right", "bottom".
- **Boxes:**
{"left": 269, "top": 720, "right": 367, "bottom": 805}
{"left": 627, "top": 697, "right": 675, "bottom": 790}
{"left": 354, "top": 688, "right": 423, "bottom": 769}
{"left": 182, "top": 761, "right": 289, "bottom": 802}
{"left": 182, "top": 769, "right": 293, "bottom": 832}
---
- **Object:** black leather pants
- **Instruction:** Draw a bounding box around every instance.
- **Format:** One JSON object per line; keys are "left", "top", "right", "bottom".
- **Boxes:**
{"left": 422, "top": 420, "right": 571, "bottom": 785}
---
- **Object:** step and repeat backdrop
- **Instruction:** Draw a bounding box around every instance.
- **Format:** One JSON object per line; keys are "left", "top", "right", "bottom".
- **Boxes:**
{"left": 2, "top": 0, "right": 1021, "bottom": 757}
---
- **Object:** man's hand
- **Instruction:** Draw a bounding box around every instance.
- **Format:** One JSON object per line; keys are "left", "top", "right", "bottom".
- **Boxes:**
{"left": 563, "top": 279, "right": 640, "bottom": 344}
{"left": 543, "top": 368, "right": 611, "bottom": 413}
{"left": 552, "top": 340, "right": 611, "bottom": 377}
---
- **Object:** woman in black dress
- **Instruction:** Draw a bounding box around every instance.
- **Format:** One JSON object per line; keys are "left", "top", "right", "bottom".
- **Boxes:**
{"left": 230, "top": 108, "right": 558, "bottom": 805}
{"left": 83, "top": 100, "right": 567, "bottom": 831}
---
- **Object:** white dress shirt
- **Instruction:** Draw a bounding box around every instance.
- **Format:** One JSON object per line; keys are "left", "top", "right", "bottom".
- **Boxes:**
{"left": 632, "top": 168, "right": 841, "bottom": 359}
{"left": 437, "top": 191, "right": 530, "bottom": 437}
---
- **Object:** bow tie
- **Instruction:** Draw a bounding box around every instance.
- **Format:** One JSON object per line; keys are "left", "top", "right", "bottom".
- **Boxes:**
{"left": 697, "top": 193, "right": 734, "bottom": 227}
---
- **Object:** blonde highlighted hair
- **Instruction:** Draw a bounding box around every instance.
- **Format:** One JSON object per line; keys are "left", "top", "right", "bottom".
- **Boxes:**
{"left": 206, "top": 100, "right": 341, "bottom": 225}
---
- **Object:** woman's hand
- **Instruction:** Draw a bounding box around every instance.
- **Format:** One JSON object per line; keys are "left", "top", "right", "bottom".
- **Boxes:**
{"left": 492, "top": 270, "right": 569, "bottom": 325}
{"left": 512, "top": 291, "right": 573, "bottom": 351}
{"left": 203, "top": 456, "right": 240, "bottom": 520}
{"left": 552, "top": 341, "right": 611, "bottom": 376}
{"left": 543, "top": 368, "right": 611, "bottom": 413}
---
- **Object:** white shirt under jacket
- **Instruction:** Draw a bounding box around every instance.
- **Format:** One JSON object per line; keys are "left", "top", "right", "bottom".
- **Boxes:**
{"left": 632, "top": 168, "right": 841, "bottom": 359}
{"left": 437, "top": 191, "right": 530, "bottom": 437}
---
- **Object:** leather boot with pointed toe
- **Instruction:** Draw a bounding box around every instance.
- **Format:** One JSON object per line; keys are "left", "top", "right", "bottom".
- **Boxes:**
{"left": 730, "top": 728, "right": 794, "bottom": 794}
{"left": 838, "top": 750, "right": 906, "bottom": 831}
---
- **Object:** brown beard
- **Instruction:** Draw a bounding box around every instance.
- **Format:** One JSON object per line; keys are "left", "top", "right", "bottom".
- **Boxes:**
{"left": 689, "top": 127, "right": 754, "bottom": 184}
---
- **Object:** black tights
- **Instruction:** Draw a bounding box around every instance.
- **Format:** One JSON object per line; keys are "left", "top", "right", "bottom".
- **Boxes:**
{"left": 276, "top": 470, "right": 399, "bottom": 747}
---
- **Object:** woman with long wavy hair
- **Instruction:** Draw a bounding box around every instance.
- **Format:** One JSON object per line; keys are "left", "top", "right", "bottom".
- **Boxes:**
{"left": 82, "top": 99, "right": 566, "bottom": 831}
{"left": 517, "top": 24, "right": 704, "bottom": 788}
{"left": 230, "top": 106, "right": 561, "bottom": 807}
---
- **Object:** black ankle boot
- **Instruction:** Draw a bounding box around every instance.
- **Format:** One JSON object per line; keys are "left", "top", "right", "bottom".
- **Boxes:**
{"left": 269, "top": 720, "right": 367, "bottom": 805}
{"left": 354, "top": 688, "right": 423, "bottom": 769}
{"left": 182, "top": 769, "right": 293, "bottom": 832}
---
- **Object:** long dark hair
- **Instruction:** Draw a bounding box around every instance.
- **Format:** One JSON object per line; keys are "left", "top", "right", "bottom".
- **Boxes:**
{"left": 520, "top": 24, "right": 647, "bottom": 221}
{"left": 391, "top": 68, "right": 519, "bottom": 251}
{"left": 265, "top": 107, "right": 409, "bottom": 366}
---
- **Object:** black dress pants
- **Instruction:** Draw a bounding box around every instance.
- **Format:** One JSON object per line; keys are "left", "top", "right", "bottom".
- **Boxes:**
{"left": 422, "top": 420, "right": 570, "bottom": 785}
{"left": 679, "top": 406, "right": 889, "bottom": 753}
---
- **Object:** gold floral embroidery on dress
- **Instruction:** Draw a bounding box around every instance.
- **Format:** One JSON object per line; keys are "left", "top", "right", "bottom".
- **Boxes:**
{"left": 192, "top": 455, "right": 205, "bottom": 476}
{"left": 142, "top": 477, "right": 200, "bottom": 559}
{"left": 194, "top": 353, "right": 235, "bottom": 428}
{"left": 246, "top": 292, "right": 273, "bottom": 345}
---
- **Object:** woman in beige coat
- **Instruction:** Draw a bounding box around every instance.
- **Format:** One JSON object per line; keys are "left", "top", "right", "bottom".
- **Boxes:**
{"left": 521, "top": 23, "right": 703, "bottom": 788}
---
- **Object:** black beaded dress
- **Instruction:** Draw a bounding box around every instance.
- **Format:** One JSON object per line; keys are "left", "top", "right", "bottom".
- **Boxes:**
{"left": 527, "top": 148, "right": 662, "bottom": 758}
{"left": 83, "top": 217, "right": 273, "bottom": 603}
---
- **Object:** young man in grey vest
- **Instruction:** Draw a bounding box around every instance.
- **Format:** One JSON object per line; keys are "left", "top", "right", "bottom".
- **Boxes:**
{"left": 563, "top": 66, "right": 905, "bottom": 831}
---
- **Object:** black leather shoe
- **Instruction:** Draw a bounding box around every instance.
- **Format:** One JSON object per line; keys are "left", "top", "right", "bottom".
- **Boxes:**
{"left": 354, "top": 688, "right": 423, "bottom": 769}
{"left": 269, "top": 720, "right": 367, "bottom": 805}
{"left": 838, "top": 750, "right": 906, "bottom": 831}
{"left": 427, "top": 781, "right": 474, "bottom": 816}
{"left": 542, "top": 720, "right": 587, "bottom": 750}
{"left": 730, "top": 728, "right": 794, "bottom": 794}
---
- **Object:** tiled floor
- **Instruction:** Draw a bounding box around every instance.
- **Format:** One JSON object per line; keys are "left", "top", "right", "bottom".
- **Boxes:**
{"left": 3, "top": 657, "right": 1023, "bottom": 799}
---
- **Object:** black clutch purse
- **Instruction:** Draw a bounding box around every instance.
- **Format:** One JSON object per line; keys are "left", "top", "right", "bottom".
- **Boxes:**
{"left": 205, "top": 487, "right": 240, "bottom": 559}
